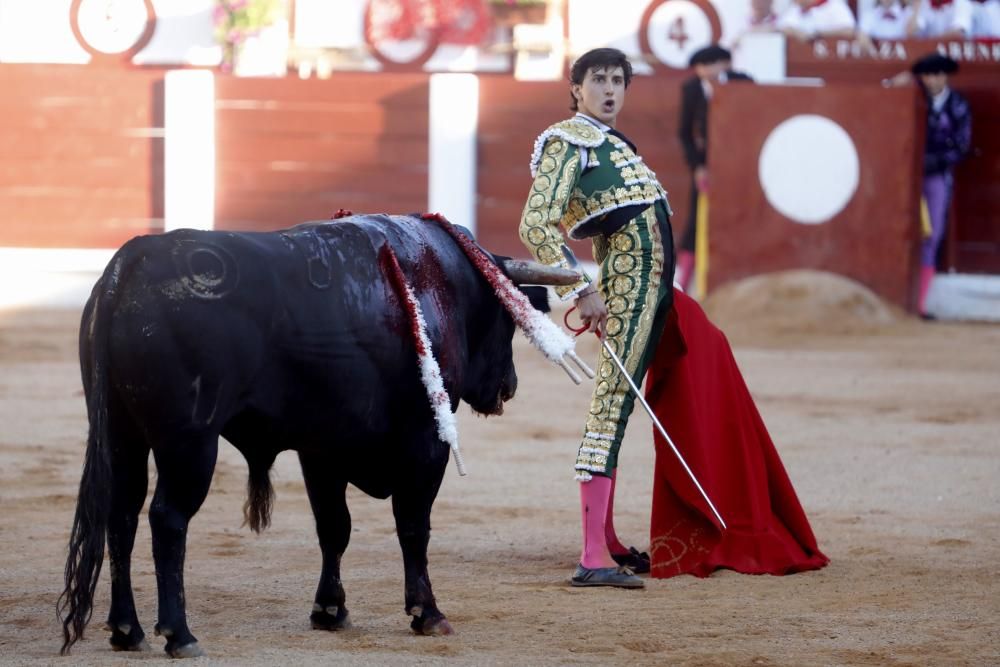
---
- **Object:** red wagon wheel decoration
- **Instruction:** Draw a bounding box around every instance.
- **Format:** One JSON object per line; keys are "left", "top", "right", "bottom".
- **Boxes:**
{"left": 364, "top": 0, "right": 443, "bottom": 71}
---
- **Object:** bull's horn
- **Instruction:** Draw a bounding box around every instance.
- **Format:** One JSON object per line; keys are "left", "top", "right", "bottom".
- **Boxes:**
{"left": 502, "top": 259, "right": 581, "bottom": 286}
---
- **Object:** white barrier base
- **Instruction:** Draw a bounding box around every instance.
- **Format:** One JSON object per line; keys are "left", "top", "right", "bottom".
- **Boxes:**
{"left": 925, "top": 273, "right": 1000, "bottom": 322}
{"left": 0, "top": 248, "right": 112, "bottom": 310}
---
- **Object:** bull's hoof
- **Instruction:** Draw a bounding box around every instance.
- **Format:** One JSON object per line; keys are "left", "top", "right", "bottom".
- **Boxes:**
{"left": 166, "top": 641, "right": 205, "bottom": 659}
{"left": 111, "top": 636, "right": 151, "bottom": 652}
{"left": 411, "top": 614, "right": 454, "bottom": 636}
{"left": 310, "top": 604, "right": 351, "bottom": 631}
{"left": 106, "top": 622, "right": 150, "bottom": 652}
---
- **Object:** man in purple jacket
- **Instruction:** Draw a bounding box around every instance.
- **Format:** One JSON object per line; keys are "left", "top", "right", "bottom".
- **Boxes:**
{"left": 912, "top": 53, "right": 972, "bottom": 318}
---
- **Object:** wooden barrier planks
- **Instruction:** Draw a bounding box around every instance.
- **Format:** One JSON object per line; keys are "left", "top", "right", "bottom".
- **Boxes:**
{"left": 214, "top": 73, "right": 430, "bottom": 232}
{"left": 0, "top": 64, "right": 163, "bottom": 248}
{"left": 0, "top": 63, "right": 994, "bottom": 285}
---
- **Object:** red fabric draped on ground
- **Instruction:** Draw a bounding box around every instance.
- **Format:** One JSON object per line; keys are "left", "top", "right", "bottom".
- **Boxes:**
{"left": 645, "top": 289, "right": 829, "bottom": 578}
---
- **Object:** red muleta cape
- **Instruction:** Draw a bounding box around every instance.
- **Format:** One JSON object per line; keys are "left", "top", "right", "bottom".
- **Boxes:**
{"left": 645, "top": 289, "right": 829, "bottom": 578}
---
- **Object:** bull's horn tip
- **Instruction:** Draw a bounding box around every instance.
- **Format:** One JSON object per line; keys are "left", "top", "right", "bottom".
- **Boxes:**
{"left": 502, "top": 259, "right": 581, "bottom": 286}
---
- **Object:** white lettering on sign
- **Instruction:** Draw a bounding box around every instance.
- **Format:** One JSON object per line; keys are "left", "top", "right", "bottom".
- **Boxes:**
{"left": 810, "top": 39, "right": 1000, "bottom": 62}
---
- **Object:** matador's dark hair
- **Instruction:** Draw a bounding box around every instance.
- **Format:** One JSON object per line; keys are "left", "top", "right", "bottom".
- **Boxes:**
{"left": 569, "top": 48, "right": 634, "bottom": 111}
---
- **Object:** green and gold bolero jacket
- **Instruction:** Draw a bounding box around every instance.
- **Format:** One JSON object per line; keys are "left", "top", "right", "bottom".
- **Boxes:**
{"left": 518, "top": 115, "right": 671, "bottom": 299}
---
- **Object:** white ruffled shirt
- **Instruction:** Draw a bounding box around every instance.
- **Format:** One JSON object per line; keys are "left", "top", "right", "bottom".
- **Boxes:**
{"left": 931, "top": 87, "right": 951, "bottom": 114}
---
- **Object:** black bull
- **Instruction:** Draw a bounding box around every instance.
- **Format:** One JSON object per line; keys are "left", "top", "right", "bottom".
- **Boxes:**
{"left": 58, "top": 213, "right": 577, "bottom": 657}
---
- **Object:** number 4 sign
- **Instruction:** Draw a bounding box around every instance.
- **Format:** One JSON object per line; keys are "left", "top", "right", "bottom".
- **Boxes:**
{"left": 639, "top": 0, "right": 722, "bottom": 70}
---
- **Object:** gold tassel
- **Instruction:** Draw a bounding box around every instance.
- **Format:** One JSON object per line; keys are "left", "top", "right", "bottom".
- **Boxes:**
{"left": 920, "top": 197, "right": 932, "bottom": 238}
{"left": 694, "top": 192, "right": 709, "bottom": 300}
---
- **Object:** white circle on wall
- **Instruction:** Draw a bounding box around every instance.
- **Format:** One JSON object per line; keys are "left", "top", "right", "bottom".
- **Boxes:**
{"left": 646, "top": 1, "right": 714, "bottom": 69}
{"left": 758, "top": 115, "right": 859, "bottom": 225}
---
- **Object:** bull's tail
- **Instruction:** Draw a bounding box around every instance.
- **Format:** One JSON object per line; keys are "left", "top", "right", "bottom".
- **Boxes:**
{"left": 243, "top": 451, "right": 276, "bottom": 533}
{"left": 58, "top": 255, "right": 124, "bottom": 655}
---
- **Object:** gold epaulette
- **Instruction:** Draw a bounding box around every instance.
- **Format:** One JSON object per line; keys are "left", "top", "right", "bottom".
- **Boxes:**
{"left": 529, "top": 118, "right": 606, "bottom": 177}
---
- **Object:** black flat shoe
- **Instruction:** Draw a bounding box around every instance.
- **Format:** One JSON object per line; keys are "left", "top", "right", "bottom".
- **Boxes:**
{"left": 611, "top": 547, "right": 650, "bottom": 574}
{"left": 570, "top": 564, "right": 644, "bottom": 589}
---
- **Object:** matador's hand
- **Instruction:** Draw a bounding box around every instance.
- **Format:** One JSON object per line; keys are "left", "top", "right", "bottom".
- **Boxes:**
{"left": 575, "top": 290, "right": 608, "bottom": 336}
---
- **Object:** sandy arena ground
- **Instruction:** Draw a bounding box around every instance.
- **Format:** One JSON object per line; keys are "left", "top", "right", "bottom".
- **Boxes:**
{"left": 1, "top": 274, "right": 998, "bottom": 666}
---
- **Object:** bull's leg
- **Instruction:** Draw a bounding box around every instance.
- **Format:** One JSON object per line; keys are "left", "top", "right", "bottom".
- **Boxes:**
{"left": 104, "top": 420, "right": 151, "bottom": 652}
{"left": 391, "top": 445, "right": 452, "bottom": 636}
{"left": 148, "top": 437, "right": 218, "bottom": 658}
{"left": 298, "top": 452, "right": 351, "bottom": 631}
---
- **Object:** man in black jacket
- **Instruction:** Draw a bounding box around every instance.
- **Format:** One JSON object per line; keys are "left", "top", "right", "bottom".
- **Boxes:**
{"left": 675, "top": 44, "right": 752, "bottom": 291}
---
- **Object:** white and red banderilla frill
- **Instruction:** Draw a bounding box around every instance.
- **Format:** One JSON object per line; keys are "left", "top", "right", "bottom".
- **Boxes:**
{"left": 378, "top": 215, "right": 593, "bottom": 475}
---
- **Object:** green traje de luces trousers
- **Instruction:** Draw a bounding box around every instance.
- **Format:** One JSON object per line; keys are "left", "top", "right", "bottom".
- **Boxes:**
{"left": 575, "top": 203, "right": 674, "bottom": 480}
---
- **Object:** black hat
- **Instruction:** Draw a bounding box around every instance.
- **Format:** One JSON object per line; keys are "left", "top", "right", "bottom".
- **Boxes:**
{"left": 911, "top": 52, "right": 959, "bottom": 75}
{"left": 689, "top": 44, "right": 731, "bottom": 67}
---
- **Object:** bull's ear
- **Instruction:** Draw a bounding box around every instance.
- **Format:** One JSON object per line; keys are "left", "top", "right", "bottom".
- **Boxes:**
{"left": 518, "top": 285, "right": 551, "bottom": 313}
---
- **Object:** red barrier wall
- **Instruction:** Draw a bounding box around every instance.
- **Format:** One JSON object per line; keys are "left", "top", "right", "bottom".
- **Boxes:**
{"left": 214, "top": 73, "right": 429, "bottom": 232}
{"left": 0, "top": 65, "right": 163, "bottom": 248}
{"left": 786, "top": 39, "right": 1000, "bottom": 275}
{"left": 707, "top": 83, "right": 925, "bottom": 309}
{"left": 0, "top": 62, "right": 995, "bottom": 288}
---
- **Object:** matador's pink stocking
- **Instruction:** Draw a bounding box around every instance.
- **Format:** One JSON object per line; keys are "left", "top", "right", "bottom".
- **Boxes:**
{"left": 579, "top": 476, "right": 618, "bottom": 569}
{"left": 918, "top": 265, "right": 935, "bottom": 316}
{"left": 604, "top": 470, "right": 629, "bottom": 556}
{"left": 675, "top": 251, "right": 695, "bottom": 291}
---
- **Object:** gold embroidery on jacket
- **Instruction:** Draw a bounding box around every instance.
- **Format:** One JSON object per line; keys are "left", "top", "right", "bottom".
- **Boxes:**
{"left": 519, "top": 138, "right": 588, "bottom": 298}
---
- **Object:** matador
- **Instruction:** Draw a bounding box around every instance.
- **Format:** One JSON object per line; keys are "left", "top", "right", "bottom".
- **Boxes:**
{"left": 517, "top": 47, "right": 675, "bottom": 589}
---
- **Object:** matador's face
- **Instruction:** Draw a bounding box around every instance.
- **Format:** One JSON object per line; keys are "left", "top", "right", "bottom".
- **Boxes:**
{"left": 572, "top": 66, "right": 627, "bottom": 128}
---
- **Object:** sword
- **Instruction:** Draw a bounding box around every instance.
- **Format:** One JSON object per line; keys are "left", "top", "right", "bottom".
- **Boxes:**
{"left": 565, "top": 307, "right": 727, "bottom": 530}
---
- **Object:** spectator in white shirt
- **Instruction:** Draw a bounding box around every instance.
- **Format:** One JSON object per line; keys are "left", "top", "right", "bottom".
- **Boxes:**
{"left": 729, "top": 0, "right": 782, "bottom": 47}
{"left": 748, "top": 0, "right": 781, "bottom": 28}
{"left": 913, "top": 0, "right": 974, "bottom": 37}
{"left": 859, "top": 0, "right": 924, "bottom": 40}
{"left": 776, "top": 0, "right": 858, "bottom": 41}
{"left": 971, "top": 0, "right": 1000, "bottom": 37}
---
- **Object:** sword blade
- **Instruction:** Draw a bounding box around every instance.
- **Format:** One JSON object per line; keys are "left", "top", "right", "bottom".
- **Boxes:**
{"left": 599, "top": 338, "right": 727, "bottom": 530}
